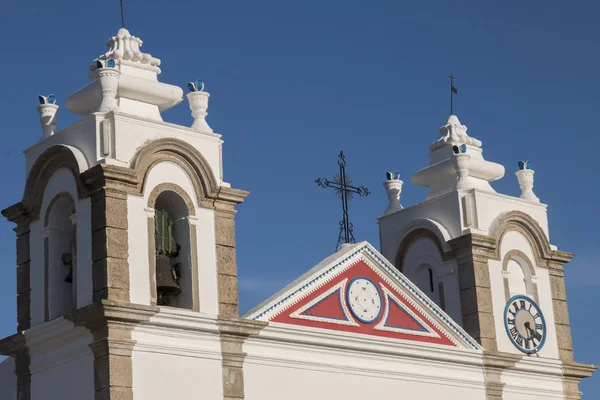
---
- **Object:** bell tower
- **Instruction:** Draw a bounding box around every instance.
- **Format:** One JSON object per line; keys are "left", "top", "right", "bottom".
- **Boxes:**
{"left": 378, "top": 115, "right": 596, "bottom": 399}
{"left": 0, "top": 28, "right": 260, "bottom": 400}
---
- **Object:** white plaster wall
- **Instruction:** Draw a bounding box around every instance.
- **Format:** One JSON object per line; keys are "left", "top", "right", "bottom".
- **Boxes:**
{"left": 131, "top": 310, "right": 223, "bottom": 400}
{"left": 402, "top": 238, "right": 462, "bottom": 325}
{"left": 112, "top": 115, "right": 223, "bottom": 183}
{"left": 128, "top": 194, "right": 151, "bottom": 305}
{"left": 489, "top": 230, "right": 559, "bottom": 358}
{"left": 24, "top": 117, "right": 96, "bottom": 176}
{"left": 468, "top": 190, "right": 549, "bottom": 239}
{"left": 28, "top": 322, "right": 94, "bottom": 400}
{"left": 501, "top": 358, "right": 565, "bottom": 399}
{"left": 0, "top": 357, "right": 16, "bottom": 400}
{"left": 244, "top": 325, "right": 487, "bottom": 400}
{"left": 379, "top": 191, "right": 461, "bottom": 261}
{"left": 128, "top": 161, "right": 219, "bottom": 314}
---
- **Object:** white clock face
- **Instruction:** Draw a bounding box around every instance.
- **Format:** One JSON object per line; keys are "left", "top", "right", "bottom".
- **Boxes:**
{"left": 347, "top": 277, "right": 382, "bottom": 323}
{"left": 504, "top": 295, "right": 546, "bottom": 354}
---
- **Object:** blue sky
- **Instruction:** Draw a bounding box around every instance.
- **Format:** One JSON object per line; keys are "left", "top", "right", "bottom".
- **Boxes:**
{"left": 1, "top": 0, "right": 599, "bottom": 395}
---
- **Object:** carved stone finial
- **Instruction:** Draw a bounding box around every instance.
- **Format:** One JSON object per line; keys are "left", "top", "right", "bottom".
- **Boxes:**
{"left": 516, "top": 163, "right": 540, "bottom": 203}
{"left": 187, "top": 91, "right": 213, "bottom": 133}
{"left": 37, "top": 95, "right": 59, "bottom": 139}
{"left": 383, "top": 172, "right": 403, "bottom": 215}
{"left": 452, "top": 153, "right": 471, "bottom": 190}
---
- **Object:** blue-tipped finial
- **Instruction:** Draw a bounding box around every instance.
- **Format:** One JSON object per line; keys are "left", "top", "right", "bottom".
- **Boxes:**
{"left": 187, "top": 79, "right": 205, "bottom": 92}
{"left": 453, "top": 144, "right": 467, "bottom": 154}
{"left": 38, "top": 94, "right": 56, "bottom": 105}
{"left": 386, "top": 171, "right": 400, "bottom": 180}
{"left": 106, "top": 59, "right": 116, "bottom": 68}
{"left": 518, "top": 160, "right": 531, "bottom": 170}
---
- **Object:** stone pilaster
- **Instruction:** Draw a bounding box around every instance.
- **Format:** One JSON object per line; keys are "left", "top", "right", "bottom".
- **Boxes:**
{"left": 3, "top": 203, "right": 33, "bottom": 332}
{"left": 561, "top": 361, "right": 598, "bottom": 400}
{"left": 69, "top": 301, "right": 158, "bottom": 400}
{"left": 83, "top": 165, "right": 136, "bottom": 304}
{"left": 217, "top": 318, "right": 267, "bottom": 400}
{"left": 481, "top": 351, "right": 521, "bottom": 400}
{"left": 449, "top": 233, "right": 498, "bottom": 351}
{"left": 547, "top": 262, "right": 574, "bottom": 362}
{"left": 214, "top": 201, "right": 240, "bottom": 318}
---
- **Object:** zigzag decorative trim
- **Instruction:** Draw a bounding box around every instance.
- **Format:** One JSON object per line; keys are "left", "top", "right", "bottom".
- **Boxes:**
{"left": 290, "top": 279, "right": 360, "bottom": 327}
{"left": 374, "top": 284, "right": 440, "bottom": 338}
{"left": 252, "top": 245, "right": 480, "bottom": 350}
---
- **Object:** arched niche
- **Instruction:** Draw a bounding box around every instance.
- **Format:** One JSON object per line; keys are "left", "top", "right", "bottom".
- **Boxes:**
{"left": 502, "top": 248, "right": 539, "bottom": 304}
{"left": 43, "top": 192, "right": 76, "bottom": 321}
{"left": 147, "top": 183, "right": 199, "bottom": 311}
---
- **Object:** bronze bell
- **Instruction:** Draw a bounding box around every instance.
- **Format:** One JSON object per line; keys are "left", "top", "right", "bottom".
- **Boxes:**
{"left": 156, "top": 254, "right": 181, "bottom": 299}
{"left": 62, "top": 253, "right": 73, "bottom": 284}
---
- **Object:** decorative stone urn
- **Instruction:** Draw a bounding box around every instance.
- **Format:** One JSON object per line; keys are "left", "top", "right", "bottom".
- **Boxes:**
{"left": 452, "top": 153, "right": 471, "bottom": 190}
{"left": 37, "top": 103, "right": 59, "bottom": 138}
{"left": 92, "top": 67, "right": 121, "bottom": 112}
{"left": 187, "top": 91, "right": 213, "bottom": 133}
{"left": 383, "top": 175, "right": 403, "bottom": 215}
{"left": 516, "top": 169, "right": 540, "bottom": 203}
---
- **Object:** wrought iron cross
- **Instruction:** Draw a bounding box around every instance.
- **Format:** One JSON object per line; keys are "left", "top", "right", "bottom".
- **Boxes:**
{"left": 315, "top": 151, "right": 370, "bottom": 250}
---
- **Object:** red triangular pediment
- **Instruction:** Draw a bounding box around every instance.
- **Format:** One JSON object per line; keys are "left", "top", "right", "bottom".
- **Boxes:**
{"left": 272, "top": 260, "right": 456, "bottom": 346}
{"left": 246, "top": 242, "right": 479, "bottom": 350}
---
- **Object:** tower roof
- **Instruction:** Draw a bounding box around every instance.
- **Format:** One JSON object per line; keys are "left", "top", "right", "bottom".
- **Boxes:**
{"left": 411, "top": 114, "right": 504, "bottom": 199}
{"left": 65, "top": 28, "right": 183, "bottom": 121}
{"left": 91, "top": 28, "right": 161, "bottom": 73}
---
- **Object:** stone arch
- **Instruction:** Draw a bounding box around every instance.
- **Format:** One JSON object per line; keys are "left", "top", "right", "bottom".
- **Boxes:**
{"left": 489, "top": 210, "right": 553, "bottom": 263}
{"left": 147, "top": 183, "right": 196, "bottom": 217}
{"left": 394, "top": 218, "right": 452, "bottom": 272}
{"left": 131, "top": 138, "right": 219, "bottom": 208}
{"left": 23, "top": 145, "right": 88, "bottom": 221}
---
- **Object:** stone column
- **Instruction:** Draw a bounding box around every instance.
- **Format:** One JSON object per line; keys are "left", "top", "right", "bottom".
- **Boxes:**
{"left": 84, "top": 165, "right": 135, "bottom": 304}
{"left": 449, "top": 233, "right": 498, "bottom": 351}
{"left": 89, "top": 331, "right": 135, "bottom": 400}
{"left": 218, "top": 319, "right": 267, "bottom": 400}
{"left": 214, "top": 201, "right": 240, "bottom": 318}
{"left": 547, "top": 262, "right": 573, "bottom": 362}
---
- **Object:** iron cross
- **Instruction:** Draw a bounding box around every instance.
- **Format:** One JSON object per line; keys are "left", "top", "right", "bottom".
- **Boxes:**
{"left": 315, "top": 151, "right": 370, "bottom": 250}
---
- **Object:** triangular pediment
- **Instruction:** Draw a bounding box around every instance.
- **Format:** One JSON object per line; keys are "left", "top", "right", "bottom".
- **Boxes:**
{"left": 245, "top": 242, "right": 480, "bottom": 350}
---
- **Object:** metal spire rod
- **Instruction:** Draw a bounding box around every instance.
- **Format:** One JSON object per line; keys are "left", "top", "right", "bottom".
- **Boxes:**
{"left": 120, "top": 0, "right": 125, "bottom": 28}
{"left": 449, "top": 73, "right": 458, "bottom": 115}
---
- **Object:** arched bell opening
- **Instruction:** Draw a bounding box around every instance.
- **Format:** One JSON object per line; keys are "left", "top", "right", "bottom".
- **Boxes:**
{"left": 44, "top": 193, "right": 76, "bottom": 321}
{"left": 154, "top": 190, "right": 195, "bottom": 310}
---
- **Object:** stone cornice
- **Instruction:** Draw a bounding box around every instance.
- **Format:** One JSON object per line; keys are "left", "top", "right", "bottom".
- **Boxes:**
{"left": 563, "top": 361, "right": 598, "bottom": 379}
{"left": 217, "top": 317, "right": 268, "bottom": 338}
{"left": 0, "top": 332, "right": 26, "bottom": 356}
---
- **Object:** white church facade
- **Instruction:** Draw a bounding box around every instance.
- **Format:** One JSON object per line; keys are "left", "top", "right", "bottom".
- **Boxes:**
{"left": 0, "top": 28, "right": 595, "bottom": 400}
